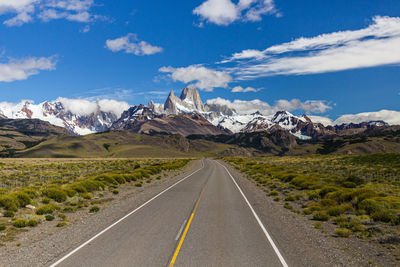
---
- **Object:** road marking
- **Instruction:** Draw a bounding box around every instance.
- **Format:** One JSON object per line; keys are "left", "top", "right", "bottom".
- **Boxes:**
{"left": 175, "top": 220, "right": 187, "bottom": 241}
{"left": 169, "top": 176, "right": 208, "bottom": 267}
{"left": 216, "top": 161, "right": 289, "bottom": 267}
{"left": 49, "top": 160, "right": 205, "bottom": 267}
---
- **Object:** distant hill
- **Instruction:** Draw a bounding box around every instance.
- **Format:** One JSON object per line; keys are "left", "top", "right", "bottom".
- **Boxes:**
{"left": 17, "top": 130, "right": 236, "bottom": 158}
{"left": 0, "top": 119, "right": 67, "bottom": 157}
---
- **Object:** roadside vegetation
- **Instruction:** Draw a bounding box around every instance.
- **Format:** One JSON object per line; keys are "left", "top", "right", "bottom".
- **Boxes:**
{"left": 0, "top": 158, "right": 190, "bottom": 245}
{"left": 225, "top": 153, "right": 400, "bottom": 257}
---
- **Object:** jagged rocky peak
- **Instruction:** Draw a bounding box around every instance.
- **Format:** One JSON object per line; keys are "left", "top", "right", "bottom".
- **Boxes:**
{"left": 164, "top": 87, "right": 206, "bottom": 114}
{"left": 180, "top": 87, "right": 204, "bottom": 111}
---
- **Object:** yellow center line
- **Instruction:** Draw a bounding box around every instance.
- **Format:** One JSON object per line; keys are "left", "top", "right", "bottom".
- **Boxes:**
{"left": 169, "top": 181, "right": 208, "bottom": 267}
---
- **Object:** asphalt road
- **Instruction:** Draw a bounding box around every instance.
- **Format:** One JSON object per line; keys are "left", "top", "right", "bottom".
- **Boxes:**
{"left": 52, "top": 159, "right": 287, "bottom": 267}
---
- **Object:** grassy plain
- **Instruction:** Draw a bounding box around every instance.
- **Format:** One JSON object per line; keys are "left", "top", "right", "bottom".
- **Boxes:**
{"left": 0, "top": 158, "right": 190, "bottom": 245}
{"left": 225, "top": 153, "right": 400, "bottom": 254}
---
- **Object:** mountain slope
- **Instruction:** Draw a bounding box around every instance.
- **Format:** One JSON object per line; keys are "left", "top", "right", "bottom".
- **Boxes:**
{"left": 0, "top": 119, "right": 67, "bottom": 157}
{"left": 18, "top": 131, "right": 235, "bottom": 158}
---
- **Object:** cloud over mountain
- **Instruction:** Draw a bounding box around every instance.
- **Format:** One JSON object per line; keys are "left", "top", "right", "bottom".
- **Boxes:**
{"left": 159, "top": 65, "right": 232, "bottom": 91}
{"left": 206, "top": 97, "right": 331, "bottom": 115}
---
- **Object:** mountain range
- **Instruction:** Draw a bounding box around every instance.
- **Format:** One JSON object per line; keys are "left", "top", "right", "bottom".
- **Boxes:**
{"left": 0, "top": 87, "right": 394, "bottom": 139}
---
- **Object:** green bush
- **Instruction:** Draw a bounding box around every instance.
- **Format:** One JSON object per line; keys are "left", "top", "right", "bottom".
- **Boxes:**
{"left": 11, "top": 192, "right": 31, "bottom": 207}
{"left": 42, "top": 187, "right": 67, "bottom": 203}
{"left": 371, "top": 210, "right": 395, "bottom": 223}
{"left": 28, "top": 219, "right": 38, "bottom": 227}
{"left": 4, "top": 210, "right": 15, "bottom": 217}
{"left": 135, "top": 183, "right": 142, "bottom": 187}
{"left": 81, "top": 193, "right": 92, "bottom": 200}
{"left": 112, "top": 189, "right": 119, "bottom": 195}
{"left": 0, "top": 195, "right": 18, "bottom": 211}
{"left": 13, "top": 219, "right": 28, "bottom": 228}
{"left": 36, "top": 204, "right": 59, "bottom": 215}
{"left": 89, "top": 206, "right": 100, "bottom": 213}
{"left": 335, "top": 228, "right": 352, "bottom": 237}
{"left": 326, "top": 204, "right": 353, "bottom": 217}
{"left": 56, "top": 222, "right": 67, "bottom": 227}
{"left": 313, "top": 211, "right": 330, "bottom": 221}
{"left": 45, "top": 215, "right": 55, "bottom": 221}
{"left": 0, "top": 225, "right": 6, "bottom": 231}
{"left": 268, "top": 191, "right": 278, "bottom": 196}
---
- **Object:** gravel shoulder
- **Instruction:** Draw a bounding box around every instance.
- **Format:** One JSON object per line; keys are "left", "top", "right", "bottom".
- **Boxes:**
{"left": 220, "top": 160, "right": 398, "bottom": 267}
{"left": 0, "top": 160, "right": 202, "bottom": 267}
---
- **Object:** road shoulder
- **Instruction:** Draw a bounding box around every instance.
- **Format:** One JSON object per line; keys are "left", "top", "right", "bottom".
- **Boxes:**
{"left": 219, "top": 160, "right": 396, "bottom": 267}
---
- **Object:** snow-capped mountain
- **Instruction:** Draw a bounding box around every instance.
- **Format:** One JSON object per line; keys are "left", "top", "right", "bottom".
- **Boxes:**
{"left": 0, "top": 100, "right": 121, "bottom": 135}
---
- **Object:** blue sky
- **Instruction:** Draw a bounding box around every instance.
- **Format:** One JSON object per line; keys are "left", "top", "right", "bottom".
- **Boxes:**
{"left": 0, "top": 0, "right": 399, "bottom": 120}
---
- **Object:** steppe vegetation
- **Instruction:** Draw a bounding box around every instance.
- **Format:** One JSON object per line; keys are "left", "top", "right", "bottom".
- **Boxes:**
{"left": 225, "top": 154, "right": 400, "bottom": 254}
{"left": 0, "top": 158, "right": 189, "bottom": 245}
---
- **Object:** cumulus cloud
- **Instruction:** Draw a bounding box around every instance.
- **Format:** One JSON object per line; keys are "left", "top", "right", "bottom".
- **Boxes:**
{"left": 206, "top": 97, "right": 331, "bottom": 115}
{"left": 193, "top": 0, "right": 278, "bottom": 26}
{"left": 231, "top": 86, "right": 260, "bottom": 93}
{"left": 222, "top": 16, "right": 400, "bottom": 79}
{"left": 56, "top": 97, "right": 130, "bottom": 117}
{"left": 334, "top": 110, "right": 400, "bottom": 126}
{"left": 0, "top": 0, "right": 98, "bottom": 26}
{"left": 159, "top": 65, "right": 232, "bottom": 91}
{"left": 105, "top": 34, "right": 163, "bottom": 56}
{"left": 0, "top": 56, "right": 56, "bottom": 82}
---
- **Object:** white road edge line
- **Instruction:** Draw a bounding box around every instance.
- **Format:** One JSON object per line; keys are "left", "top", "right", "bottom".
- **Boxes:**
{"left": 49, "top": 160, "right": 205, "bottom": 267}
{"left": 216, "top": 160, "right": 289, "bottom": 267}
{"left": 175, "top": 219, "right": 187, "bottom": 241}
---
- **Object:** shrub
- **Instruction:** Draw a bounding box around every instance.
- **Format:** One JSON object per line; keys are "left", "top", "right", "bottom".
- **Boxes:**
{"left": 81, "top": 193, "right": 92, "bottom": 200}
{"left": 45, "top": 215, "right": 55, "bottom": 221}
{"left": 28, "top": 219, "right": 38, "bottom": 227}
{"left": 21, "top": 189, "right": 37, "bottom": 198}
{"left": 56, "top": 222, "right": 67, "bottom": 227}
{"left": 284, "top": 203, "right": 293, "bottom": 210}
{"left": 4, "top": 211, "right": 15, "bottom": 217}
{"left": 42, "top": 187, "right": 67, "bottom": 203}
{"left": 36, "top": 204, "right": 59, "bottom": 215}
{"left": 0, "top": 225, "right": 6, "bottom": 231}
{"left": 135, "top": 183, "right": 142, "bottom": 187}
{"left": 371, "top": 210, "right": 395, "bottom": 223}
{"left": 303, "top": 208, "right": 312, "bottom": 215}
{"left": 112, "top": 190, "right": 119, "bottom": 195}
{"left": 11, "top": 192, "right": 31, "bottom": 207}
{"left": 314, "top": 222, "right": 323, "bottom": 229}
{"left": 89, "top": 206, "right": 100, "bottom": 213}
{"left": 63, "top": 206, "right": 74, "bottom": 213}
{"left": 0, "top": 195, "right": 18, "bottom": 211}
{"left": 335, "top": 228, "right": 352, "bottom": 237}
{"left": 285, "top": 195, "right": 295, "bottom": 202}
{"left": 41, "top": 197, "right": 51, "bottom": 204}
{"left": 13, "top": 219, "right": 28, "bottom": 228}
{"left": 319, "top": 199, "right": 336, "bottom": 207}
{"left": 59, "top": 214, "right": 67, "bottom": 220}
{"left": 327, "top": 204, "right": 353, "bottom": 217}
{"left": 313, "top": 211, "right": 330, "bottom": 221}
{"left": 273, "top": 197, "right": 280, "bottom": 202}
{"left": 268, "top": 191, "right": 278, "bottom": 196}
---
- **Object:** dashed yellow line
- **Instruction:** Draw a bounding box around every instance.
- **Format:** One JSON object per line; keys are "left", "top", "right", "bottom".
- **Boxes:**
{"left": 169, "top": 181, "right": 208, "bottom": 267}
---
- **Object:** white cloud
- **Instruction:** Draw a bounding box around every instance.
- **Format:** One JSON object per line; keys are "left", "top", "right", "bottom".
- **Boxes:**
{"left": 334, "top": 110, "right": 400, "bottom": 126}
{"left": 0, "top": 56, "right": 56, "bottom": 82}
{"left": 80, "top": 24, "right": 90, "bottom": 33}
{"left": 0, "top": 0, "right": 98, "bottom": 26}
{"left": 206, "top": 97, "right": 331, "bottom": 115}
{"left": 193, "top": 0, "right": 277, "bottom": 26}
{"left": 105, "top": 34, "right": 163, "bottom": 56}
{"left": 223, "top": 16, "right": 400, "bottom": 79}
{"left": 231, "top": 86, "right": 260, "bottom": 92}
{"left": 159, "top": 65, "right": 232, "bottom": 91}
{"left": 57, "top": 97, "right": 130, "bottom": 117}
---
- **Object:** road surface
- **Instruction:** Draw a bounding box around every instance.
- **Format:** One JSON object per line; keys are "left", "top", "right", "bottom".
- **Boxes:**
{"left": 51, "top": 159, "right": 288, "bottom": 267}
